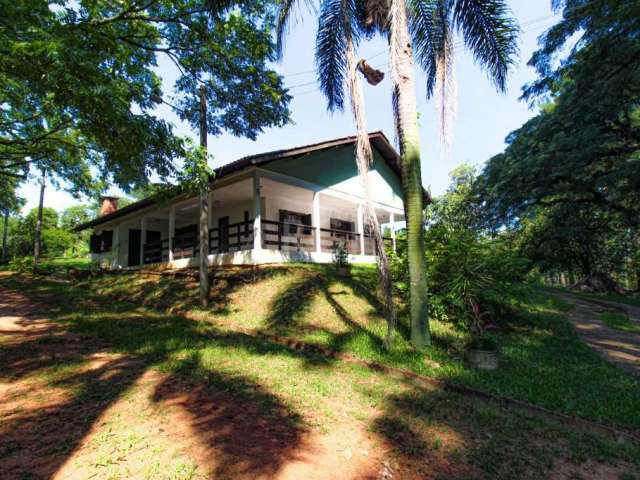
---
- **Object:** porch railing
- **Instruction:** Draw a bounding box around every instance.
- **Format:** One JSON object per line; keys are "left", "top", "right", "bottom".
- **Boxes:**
{"left": 261, "top": 219, "right": 315, "bottom": 251}
{"left": 143, "top": 238, "right": 169, "bottom": 264}
{"left": 142, "top": 219, "right": 396, "bottom": 264}
{"left": 209, "top": 219, "right": 254, "bottom": 254}
{"left": 319, "top": 227, "right": 359, "bottom": 254}
{"left": 172, "top": 232, "right": 199, "bottom": 260}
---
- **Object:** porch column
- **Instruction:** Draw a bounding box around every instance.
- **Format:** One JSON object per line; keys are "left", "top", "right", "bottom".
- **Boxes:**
{"left": 168, "top": 205, "right": 175, "bottom": 262}
{"left": 390, "top": 211, "right": 396, "bottom": 253}
{"left": 208, "top": 191, "right": 214, "bottom": 229}
{"left": 253, "top": 172, "right": 262, "bottom": 250}
{"left": 140, "top": 216, "right": 147, "bottom": 266}
{"left": 357, "top": 203, "right": 365, "bottom": 255}
{"left": 112, "top": 224, "right": 119, "bottom": 268}
{"left": 313, "top": 191, "right": 321, "bottom": 254}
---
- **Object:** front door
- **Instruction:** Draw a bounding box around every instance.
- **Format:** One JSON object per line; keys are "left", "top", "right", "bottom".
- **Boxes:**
{"left": 128, "top": 229, "right": 141, "bottom": 266}
{"left": 218, "top": 216, "right": 229, "bottom": 253}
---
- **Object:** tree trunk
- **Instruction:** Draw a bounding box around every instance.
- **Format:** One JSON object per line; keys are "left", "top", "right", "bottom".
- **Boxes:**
{"left": 199, "top": 85, "right": 210, "bottom": 307}
{"left": 389, "top": 0, "right": 430, "bottom": 348}
{"left": 34, "top": 169, "right": 46, "bottom": 269}
{"left": 345, "top": 37, "right": 397, "bottom": 347}
{"left": 2, "top": 209, "right": 8, "bottom": 262}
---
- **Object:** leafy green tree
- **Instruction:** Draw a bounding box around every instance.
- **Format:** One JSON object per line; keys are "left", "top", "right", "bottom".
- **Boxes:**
{"left": 1, "top": 0, "right": 291, "bottom": 197}
{"left": 516, "top": 204, "right": 633, "bottom": 280}
{"left": 276, "top": 0, "right": 518, "bottom": 347}
{"left": 12, "top": 208, "right": 58, "bottom": 257}
{"left": 481, "top": 0, "right": 640, "bottom": 229}
{"left": 477, "top": 0, "right": 639, "bottom": 290}
{"left": 61, "top": 204, "right": 94, "bottom": 255}
{"left": 391, "top": 166, "right": 526, "bottom": 337}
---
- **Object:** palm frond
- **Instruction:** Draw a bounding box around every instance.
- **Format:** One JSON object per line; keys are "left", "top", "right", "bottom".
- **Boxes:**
{"left": 452, "top": 0, "right": 518, "bottom": 92}
{"left": 408, "top": 0, "right": 456, "bottom": 150}
{"left": 434, "top": 33, "right": 456, "bottom": 153}
{"left": 408, "top": 0, "right": 451, "bottom": 97}
{"left": 275, "top": 0, "right": 301, "bottom": 61}
{"left": 315, "top": 0, "right": 359, "bottom": 111}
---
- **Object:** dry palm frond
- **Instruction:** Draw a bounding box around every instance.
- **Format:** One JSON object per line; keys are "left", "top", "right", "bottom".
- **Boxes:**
{"left": 363, "top": 0, "right": 390, "bottom": 31}
{"left": 434, "top": 34, "right": 457, "bottom": 156}
{"left": 387, "top": 0, "right": 413, "bottom": 149}
{"left": 346, "top": 36, "right": 397, "bottom": 347}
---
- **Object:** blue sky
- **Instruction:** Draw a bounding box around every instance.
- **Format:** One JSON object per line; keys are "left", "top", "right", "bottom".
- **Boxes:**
{"left": 18, "top": 0, "right": 559, "bottom": 214}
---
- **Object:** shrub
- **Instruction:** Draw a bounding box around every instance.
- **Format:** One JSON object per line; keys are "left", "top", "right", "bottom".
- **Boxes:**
{"left": 390, "top": 165, "right": 529, "bottom": 338}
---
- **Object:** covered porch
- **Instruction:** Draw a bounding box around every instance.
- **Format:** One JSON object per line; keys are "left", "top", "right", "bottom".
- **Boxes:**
{"left": 99, "top": 168, "right": 404, "bottom": 268}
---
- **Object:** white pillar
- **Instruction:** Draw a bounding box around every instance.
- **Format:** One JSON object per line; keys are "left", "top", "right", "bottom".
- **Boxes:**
{"left": 313, "top": 191, "right": 321, "bottom": 254}
{"left": 253, "top": 172, "right": 262, "bottom": 250}
{"left": 357, "top": 203, "right": 365, "bottom": 255}
{"left": 140, "top": 216, "right": 146, "bottom": 266}
{"left": 168, "top": 205, "right": 175, "bottom": 262}
{"left": 208, "top": 190, "right": 214, "bottom": 229}
{"left": 112, "top": 224, "right": 119, "bottom": 268}
{"left": 390, "top": 211, "right": 396, "bottom": 253}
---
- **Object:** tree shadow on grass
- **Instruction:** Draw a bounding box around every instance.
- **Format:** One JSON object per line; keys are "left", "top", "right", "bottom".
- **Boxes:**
{"left": 264, "top": 271, "right": 328, "bottom": 333}
{"left": 0, "top": 351, "right": 147, "bottom": 479}
{"left": 0, "top": 275, "right": 312, "bottom": 480}
{"left": 152, "top": 353, "right": 308, "bottom": 479}
{"left": 87, "top": 267, "right": 293, "bottom": 317}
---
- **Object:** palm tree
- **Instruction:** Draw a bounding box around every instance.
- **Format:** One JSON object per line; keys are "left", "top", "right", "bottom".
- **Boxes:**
{"left": 277, "top": 0, "right": 518, "bottom": 348}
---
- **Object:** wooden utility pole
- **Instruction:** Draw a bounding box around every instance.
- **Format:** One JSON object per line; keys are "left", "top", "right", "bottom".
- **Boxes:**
{"left": 34, "top": 169, "right": 46, "bottom": 269}
{"left": 199, "top": 85, "right": 210, "bottom": 307}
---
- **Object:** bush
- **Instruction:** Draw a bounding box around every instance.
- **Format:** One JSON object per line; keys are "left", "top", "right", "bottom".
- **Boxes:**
{"left": 9, "top": 256, "right": 33, "bottom": 272}
{"left": 390, "top": 165, "right": 529, "bottom": 338}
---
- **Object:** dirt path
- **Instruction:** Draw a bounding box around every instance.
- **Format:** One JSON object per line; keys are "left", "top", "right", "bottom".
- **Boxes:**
{"left": 555, "top": 292, "right": 640, "bottom": 377}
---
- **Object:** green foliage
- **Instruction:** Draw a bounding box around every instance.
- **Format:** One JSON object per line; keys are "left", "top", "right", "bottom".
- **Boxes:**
{"left": 1, "top": 0, "right": 291, "bottom": 199}
{"left": 176, "top": 142, "right": 214, "bottom": 194}
{"left": 292, "top": 0, "right": 519, "bottom": 111}
{"left": 392, "top": 166, "right": 527, "bottom": 335}
{"left": 6, "top": 206, "right": 88, "bottom": 259}
{"left": 331, "top": 240, "right": 350, "bottom": 267}
{"left": 476, "top": 0, "right": 640, "bottom": 285}
{"left": 8, "top": 256, "right": 34, "bottom": 273}
{"left": 599, "top": 312, "right": 640, "bottom": 334}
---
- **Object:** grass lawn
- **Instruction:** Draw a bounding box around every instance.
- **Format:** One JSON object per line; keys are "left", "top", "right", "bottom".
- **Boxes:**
{"left": 1, "top": 270, "right": 639, "bottom": 479}
{"left": 568, "top": 289, "right": 640, "bottom": 308}
{"left": 54, "top": 264, "right": 640, "bottom": 429}
{"left": 42, "top": 256, "right": 92, "bottom": 269}
{"left": 599, "top": 312, "right": 640, "bottom": 334}
{"left": 2, "top": 256, "right": 92, "bottom": 271}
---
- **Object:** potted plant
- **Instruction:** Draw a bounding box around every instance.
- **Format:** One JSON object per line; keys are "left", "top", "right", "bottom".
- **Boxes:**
{"left": 332, "top": 241, "right": 351, "bottom": 277}
{"left": 466, "top": 298, "right": 499, "bottom": 370}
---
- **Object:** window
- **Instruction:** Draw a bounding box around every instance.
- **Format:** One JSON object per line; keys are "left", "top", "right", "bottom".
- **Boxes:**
{"left": 279, "top": 209, "right": 311, "bottom": 235}
{"left": 89, "top": 230, "right": 113, "bottom": 253}
{"left": 330, "top": 218, "right": 355, "bottom": 238}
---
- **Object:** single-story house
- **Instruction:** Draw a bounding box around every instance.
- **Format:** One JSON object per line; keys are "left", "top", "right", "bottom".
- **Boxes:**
{"left": 77, "top": 131, "right": 425, "bottom": 268}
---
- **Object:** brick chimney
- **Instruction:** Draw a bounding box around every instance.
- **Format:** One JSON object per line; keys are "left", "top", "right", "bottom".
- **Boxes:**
{"left": 99, "top": 196, "right": 119, "bottom": 217}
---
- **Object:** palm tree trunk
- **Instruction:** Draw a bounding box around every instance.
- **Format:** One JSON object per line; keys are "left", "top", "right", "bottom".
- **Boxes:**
{"left": 345, "top": 37, "right": 397, "bottom": 346}
{"left": 34, "top": 168, "right": 46, "bottom": 269}
{"left": 389, "top": 0, "right": 430, "bottom": 348}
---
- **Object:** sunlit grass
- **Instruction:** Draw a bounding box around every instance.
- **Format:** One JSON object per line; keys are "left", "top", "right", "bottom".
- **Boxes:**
{"left": 58, "top": 267, "right": 640, "bottom": 428}
{"left": 600, "top": 312, "right": 640, "bottom": 334}
{"left": 2, "top": 271, "right": 640, "bottom": 477}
